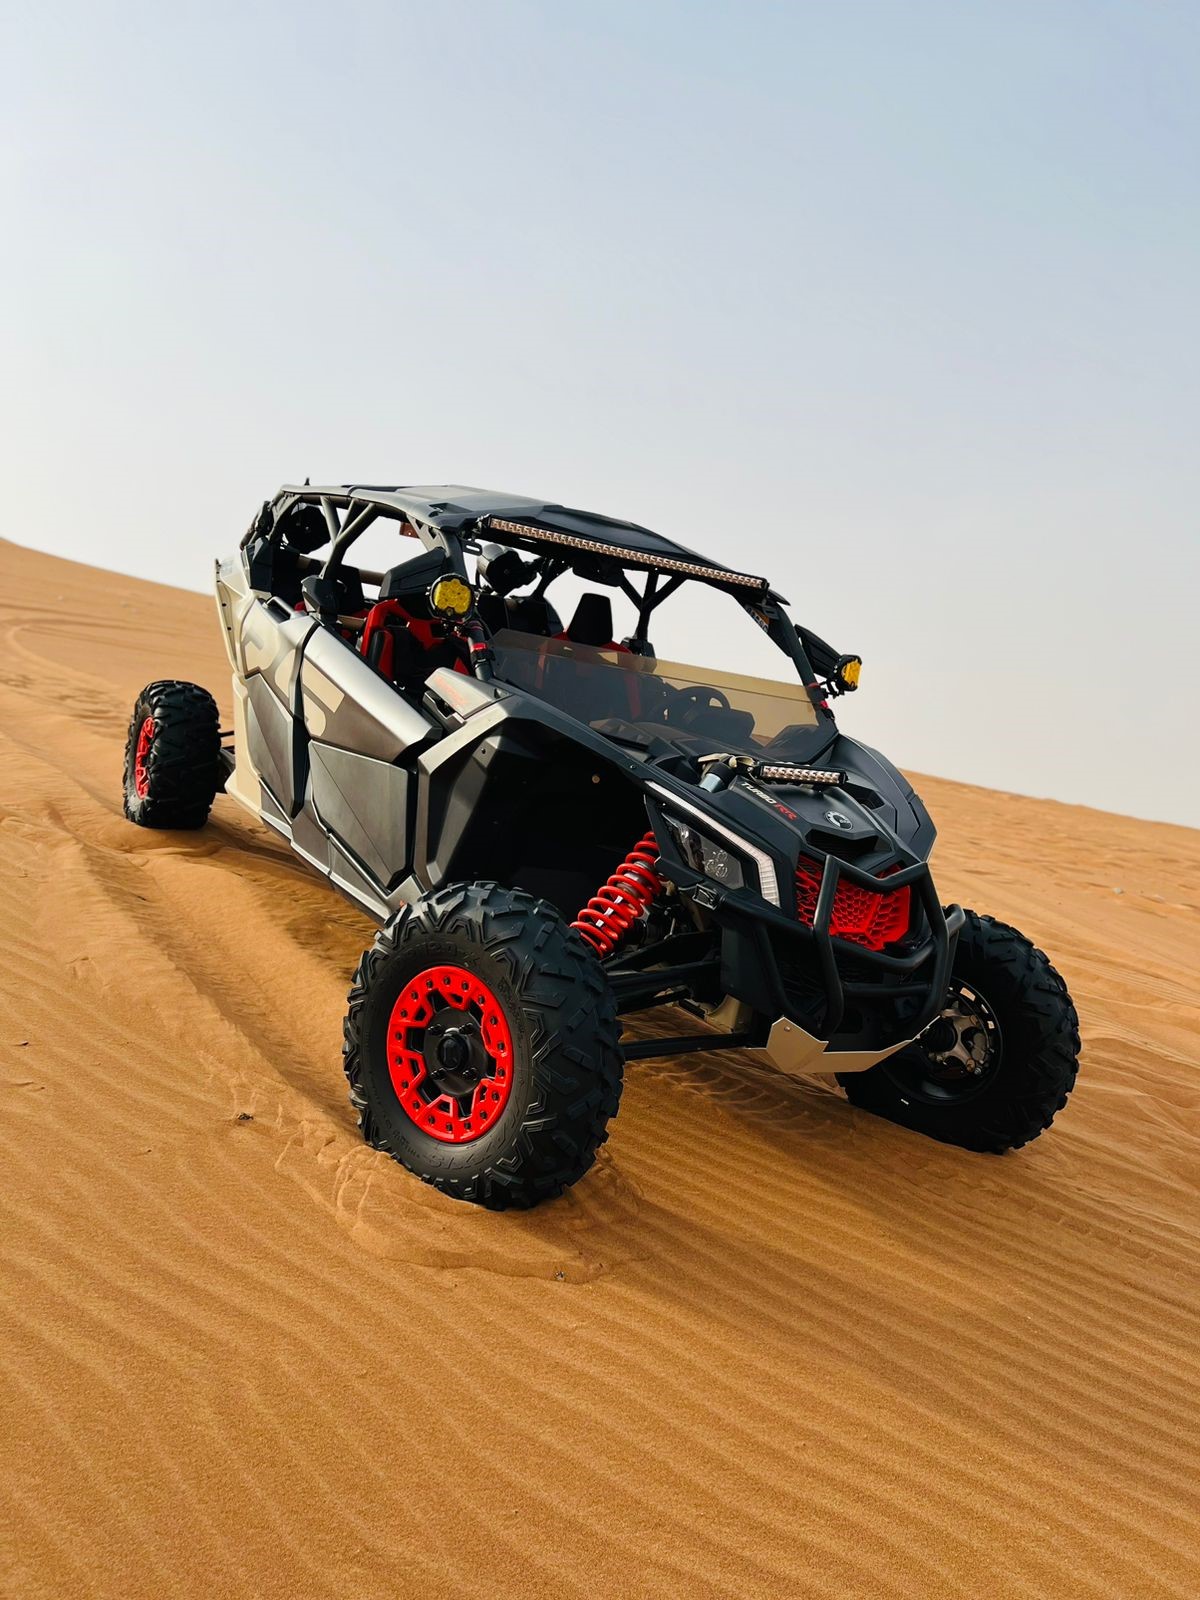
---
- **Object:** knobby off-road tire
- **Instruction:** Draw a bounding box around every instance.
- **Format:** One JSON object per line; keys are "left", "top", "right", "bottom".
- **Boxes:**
{"left": 344, "top": 883, "right": 624, "bottom": 1209}
{"left": 123, "top": 680, "right": 221, "bottom": 829}
{"left": 839, "top": 910, "right": 1080, "bottom": 1152}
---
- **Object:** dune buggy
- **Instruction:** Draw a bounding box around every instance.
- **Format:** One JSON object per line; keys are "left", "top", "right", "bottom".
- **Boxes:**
{"left": 122, "top": 484, "right": 1080, "bottom": 1207}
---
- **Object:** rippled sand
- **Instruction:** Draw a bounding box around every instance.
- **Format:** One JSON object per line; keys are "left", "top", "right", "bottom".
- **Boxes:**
{"left": 1, "top": 538, "right": 1197, "bottom": 1599}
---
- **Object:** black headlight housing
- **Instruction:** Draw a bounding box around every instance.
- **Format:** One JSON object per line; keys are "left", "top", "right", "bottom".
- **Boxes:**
{"left": 662, "top": 814, "right": 745, "bottom": 890}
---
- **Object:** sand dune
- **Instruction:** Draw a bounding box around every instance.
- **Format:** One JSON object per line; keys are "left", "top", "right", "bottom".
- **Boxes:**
{"left": 1, "top": 536, "right": 1198, "bottom": 1599}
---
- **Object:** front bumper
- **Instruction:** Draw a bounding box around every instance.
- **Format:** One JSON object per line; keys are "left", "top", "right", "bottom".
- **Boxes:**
{"left": 704, "top": 852, "right": 965, "bottom": 1064}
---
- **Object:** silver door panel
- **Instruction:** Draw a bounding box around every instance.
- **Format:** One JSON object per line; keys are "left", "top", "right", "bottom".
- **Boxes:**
{"left": 301, "top": 628, "right": 433, "bottom": 762}
{"left": 243, "top": 673, "right": 295, "bottom": 813}
{"left": 239, "top": 601, "right": 313, "bottom": 703}
{"left": 222, "top": 570, "right": 314, "bottom": 818}
{"left": 290, "top": 799, "right": 331, "bottom": 875}
{"left": 328, "top": 840, "right": 391, "bottom": 921}
{"left": 309, "top": 741, "right": 410, "bottom": 887}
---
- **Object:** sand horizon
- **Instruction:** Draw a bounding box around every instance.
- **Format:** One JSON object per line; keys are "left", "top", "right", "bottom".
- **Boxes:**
{"left": 1, "top": 536, "right": 1197, "bottom": 1598}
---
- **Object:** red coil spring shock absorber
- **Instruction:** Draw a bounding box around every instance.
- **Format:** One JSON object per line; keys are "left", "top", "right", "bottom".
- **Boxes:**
{"left": 572, "top": 832, "right": 663, "bottom": 957}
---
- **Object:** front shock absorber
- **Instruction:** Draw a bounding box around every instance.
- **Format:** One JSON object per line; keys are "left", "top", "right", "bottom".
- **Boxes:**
{"left": 572, "top": 831, "right": 663, "bottom": 957}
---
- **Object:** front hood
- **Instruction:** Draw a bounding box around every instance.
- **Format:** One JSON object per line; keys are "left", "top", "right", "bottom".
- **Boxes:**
{"left": 649, "top": 731, "right": 936, "bottom": 902}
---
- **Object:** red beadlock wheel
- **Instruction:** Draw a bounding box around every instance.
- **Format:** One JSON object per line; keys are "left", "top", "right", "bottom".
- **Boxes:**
{"left": 123, "top": 680, "right": 220, "bottom": 830}
{"left": 133, "top": 716, "right": 156, "bottom": 798}
{"left": 386, "top": 964, "right": 515, "bottom": 1144}
{"left": 344, "top": 883, "right": 624, "bottom": 1208}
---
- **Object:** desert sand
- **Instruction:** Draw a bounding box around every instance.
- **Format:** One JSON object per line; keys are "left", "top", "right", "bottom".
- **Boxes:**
{"left": 1, "top": 535, "right": 1198, "bottom": 1599}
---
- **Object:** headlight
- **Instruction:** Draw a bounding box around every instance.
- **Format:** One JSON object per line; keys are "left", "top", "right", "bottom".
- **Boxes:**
{"left": 664, "top": 815, "right": 745, "bottom": 889}
{"left": 648, "top": 781, "right": 782, "bottom": 907}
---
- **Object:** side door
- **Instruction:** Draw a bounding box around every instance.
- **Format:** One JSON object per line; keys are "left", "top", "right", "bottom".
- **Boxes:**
{"left": 217, "top": 575, "right": 315, "bottom": 828}
{"left": 296, "top": 625, "right": 435, "bottom": 904}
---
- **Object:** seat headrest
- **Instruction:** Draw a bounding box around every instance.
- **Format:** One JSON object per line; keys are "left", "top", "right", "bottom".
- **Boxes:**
{"left": 566, "top": 593, "right": 614, "bottom": 647}
{"left": 507, "top": 594, "right": 563, "bottom": 637}
{"left": 380, "top": 549, "right": 449, "bottom": 610}
{"left": 333, "top": 567, "right": 367, "bottom": 614}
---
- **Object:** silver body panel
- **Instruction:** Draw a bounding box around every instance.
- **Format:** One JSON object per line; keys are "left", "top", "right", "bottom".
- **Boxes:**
{"left": 300, "top": 627, "right": 433, "bottom": 762}
{"left": 309, "top": 742, "right": 410, "bottom": 888}
{"left": 758, "top": 1016, "right": 910, "bottom": 1077}
{"left": 216, "top": 557, "right": 313, "bottom": 823}
{"left": 215, "top": 549, "right": 432, "bottom": 921}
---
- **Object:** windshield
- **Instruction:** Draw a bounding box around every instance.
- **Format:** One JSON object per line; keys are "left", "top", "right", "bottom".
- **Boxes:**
{"left": 490, "top": 629, "right": 820, "bottom": 758}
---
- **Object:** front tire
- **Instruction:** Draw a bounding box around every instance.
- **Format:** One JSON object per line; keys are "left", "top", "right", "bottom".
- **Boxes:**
{"left": 343, "top": 883, "right": 624, "bottom": 1209}
{"left": 122, "top": 680, "right": 221, "bottom": 829}
{"left": 839, "top": 910, "right": 1080, "bottom": 1152}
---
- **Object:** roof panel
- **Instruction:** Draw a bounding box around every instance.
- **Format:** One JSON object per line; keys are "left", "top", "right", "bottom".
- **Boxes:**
{"left": 276, "top": 483, "right": 769, "bottom": 594}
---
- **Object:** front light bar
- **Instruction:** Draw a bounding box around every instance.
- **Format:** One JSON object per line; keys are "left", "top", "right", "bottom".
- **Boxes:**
{"left": 756, "top": 764, "right": 846, "bottom": 787}
{"left": 697, "top": 753, "right": 846, "bottom": 789}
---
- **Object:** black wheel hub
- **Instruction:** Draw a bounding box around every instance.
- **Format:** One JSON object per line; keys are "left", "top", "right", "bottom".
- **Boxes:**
{"left": 422, "top": 1013, "right": 489, "bottom": 1099}
{"left": 885, "top": 979, "right": 1003, "bottom": 1104}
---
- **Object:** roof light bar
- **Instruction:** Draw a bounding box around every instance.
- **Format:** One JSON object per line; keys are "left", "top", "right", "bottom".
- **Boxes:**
{"left": 757, "top": 765, "right": 846, "bottom": 787}
{"left": 484, "top": 517, "right": 769, "bottom": 593}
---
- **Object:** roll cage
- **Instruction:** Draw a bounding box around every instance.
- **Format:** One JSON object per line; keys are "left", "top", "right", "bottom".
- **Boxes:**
{"left": 244, "top": 483, "right": 850, "bottom": 717}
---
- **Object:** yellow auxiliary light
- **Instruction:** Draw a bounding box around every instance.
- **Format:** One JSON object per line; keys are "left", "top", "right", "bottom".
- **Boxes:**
{"left": 428, "top": 576, "right": 474, "bottom": 620}
{"left": 834, "top": 654, "right": 862, "bottom": 693}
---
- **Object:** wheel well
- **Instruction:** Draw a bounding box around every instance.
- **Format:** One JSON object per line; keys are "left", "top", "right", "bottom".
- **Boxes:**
{"left": 424, "top": 727, "right": 649, "bottom": 922}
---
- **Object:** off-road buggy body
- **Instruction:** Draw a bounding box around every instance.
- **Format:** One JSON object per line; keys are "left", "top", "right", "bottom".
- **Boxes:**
{"left": 123, "top": 484, "right": 1080, "bottom": 1207}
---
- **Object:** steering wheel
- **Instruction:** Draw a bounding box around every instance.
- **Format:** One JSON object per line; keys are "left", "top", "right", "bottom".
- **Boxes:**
{"left": 675, "top": 685, "right": 733, "bottom": 725}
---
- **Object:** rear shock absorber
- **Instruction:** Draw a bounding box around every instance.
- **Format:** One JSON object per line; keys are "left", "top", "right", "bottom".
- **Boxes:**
{"left": 572, "top": 831, "right": 663, "bottom": 957}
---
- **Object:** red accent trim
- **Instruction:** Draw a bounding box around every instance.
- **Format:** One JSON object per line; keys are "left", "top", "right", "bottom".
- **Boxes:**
{"left": 133, "top": 716, "right": 155, "bottom": 798}
{"left": 572, "top": 831, "right": 662, "bottom": 956}
{"left": 794, "top": 857, "right": 911, "bottom": 951}
{"left": 385, "top": 965, "right": 514, "bottom": 1144}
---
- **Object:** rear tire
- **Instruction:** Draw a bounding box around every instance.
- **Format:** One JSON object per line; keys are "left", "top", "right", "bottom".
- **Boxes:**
{"left": 838, "top": 910, "right": 1080, "bottom": 1152}
{"left": 344, "top": 882, "right": 624, "bottom": 1209}
{"left": 123, "top": 680, "right": 221, "bottom": 829}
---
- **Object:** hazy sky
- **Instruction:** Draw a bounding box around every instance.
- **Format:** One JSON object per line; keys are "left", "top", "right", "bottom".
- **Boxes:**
{"left": 3, "top": 1, "right": 1197, "bottom": 825}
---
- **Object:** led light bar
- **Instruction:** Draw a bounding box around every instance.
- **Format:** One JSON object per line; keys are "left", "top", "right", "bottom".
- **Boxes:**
{"left": 484, "top": 517, "right": 769, "bottom": 593}
{"left": 756, "top": 764, "right": 846, "bottom": 787}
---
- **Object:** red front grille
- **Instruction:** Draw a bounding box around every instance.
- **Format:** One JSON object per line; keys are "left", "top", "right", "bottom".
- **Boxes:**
{"left": 794, "top": 857, "right": 912, "bottom": 952}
